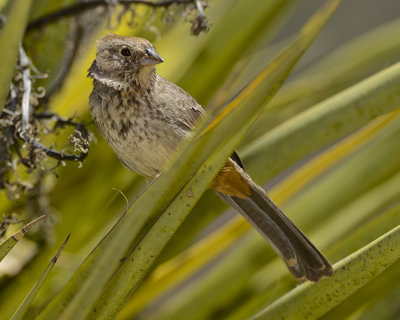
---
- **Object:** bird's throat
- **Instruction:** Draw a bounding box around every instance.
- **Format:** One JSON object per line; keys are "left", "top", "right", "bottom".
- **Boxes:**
{"left": 88, "top": 60, "right": 156, "bottom": 93}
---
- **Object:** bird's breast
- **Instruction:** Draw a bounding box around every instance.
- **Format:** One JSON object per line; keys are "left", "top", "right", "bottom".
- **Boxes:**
{"left": 90, "top": 90, "right": 182, "bottom": 178}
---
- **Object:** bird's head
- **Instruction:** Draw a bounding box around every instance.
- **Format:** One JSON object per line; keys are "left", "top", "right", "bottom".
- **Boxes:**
{"left": 89, "top": 34, "right": 164, "bottom": 91}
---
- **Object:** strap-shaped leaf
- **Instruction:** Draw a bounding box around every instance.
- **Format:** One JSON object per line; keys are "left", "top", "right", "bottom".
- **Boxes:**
{"left": 253, "top": 225, "right": 400, "bottom": 320}
{"left": 11, "top": 234, "right": 70, "bottom": 320}
{"left": 0, "top": 0, "right": 33, "bottom": 112}
{"left": 226, "top": 204, "right": 400, "bottom": 320}
{"left": 37, "top": 1, "right": 341, "bottom": 319}
{"left": 132, "top": 110, "right": 400, "bottom": 320}
{"left": 0, "top": 215, "right": 46, "bottom": 262}
{"left": 243, "top": 60, "right": 400, "bottom": 182}
{"left": 89, "top": 1, "right": 342, "bottom": 318}
{"left": 179, "top": 0, "right": 295, "bottom": 103}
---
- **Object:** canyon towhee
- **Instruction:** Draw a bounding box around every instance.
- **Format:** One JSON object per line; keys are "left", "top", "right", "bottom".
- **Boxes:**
{"left": 88, "top": 34, "right": 333, "bottom": 282}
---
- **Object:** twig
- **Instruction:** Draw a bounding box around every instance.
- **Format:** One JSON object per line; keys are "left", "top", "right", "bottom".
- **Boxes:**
{"left": 4, "top": 84, "right": 17, "bottom": 139}
{"left": 11, "top": 111, "right": 90, "bottom": 166}
{"left": 191, "top": 0, "right": 208, "bottom": 35}
{"left": 35, "top": 111, "right": 87, "bottom": 127}
{"left": 194, "top": 0, "right": 205, "bottom": 19}
{"left": 29, "top": 112, "right": 90, "bottom": 162}
{"left": 12, "top": 135, "right": 32, "bottom": 168}
{"left": 29, "top": 138, "right": 88, "bottom": 162}
{"left": 19, "top": 46, "right": 31, "bottom": 133}
{"left": 26, "top": 0, "right": 193, "bottom": 32}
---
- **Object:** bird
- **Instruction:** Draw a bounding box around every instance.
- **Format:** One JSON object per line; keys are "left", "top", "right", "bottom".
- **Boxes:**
{"left": 88, "top": 33, "right": 334, "bottom": 282}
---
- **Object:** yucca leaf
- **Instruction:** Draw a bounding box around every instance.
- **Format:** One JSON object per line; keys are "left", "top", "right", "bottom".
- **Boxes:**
{"left": 11, "top": 234, "right": 70, "bottom": 320}
{"left": 253, "top": 225, "right": 400, "bottom": 320}
{"left": 122, "top": 110, "right": 400, "bottom": 318}
{"left": 86, "top": 2, "right": 341, "bottom": 319}
{"left": 178, "top": 0, "right": 295, "bottom": 105}
{"left": 250, "top": 167, "right": 400, "bottom": 290}
{"left": 117, "top": 103, "right": 383, "bottom": 317}
{"left": 147, "top": 186, "right": 400, "bottom": 320}
{"left": 36, "top": 2, "right": 340, "bottom": 319}
{"left": 146, "top": 232, "right": 269, "bottom": 320}
{"left": 306, "top": 205, "right": 400, "bottom": 320}
{"left": 242, "top": 60, "right": 400, "bottom": 182}
{"left": 244, "top": 175, "right": 400, "bottom": 319}
{"left": 149, "top": 50, "right": 400, "bottom": 265}
{"left": 134, "top": 109, "right": 400, "bottom": 320}
{"left": 117, "top": 218, "right": 250, "bottom": 318}
{"left": 2, "top": 1, "right": 399, "bottom": 320}
{"left": 0, "top": 215, "right": 46, "bottom": 262}
{"left": 228, "top": 203, "right": 400, "bottom": 320}
{"left": 325, "top": 260, "right": 400, "bottom": 320}
{"left": 271, "top": 112, "right": 400, "bottom": 203}
{"left": 284, "top": 113, "right": 400, "bottom": 227}
{"left": 246, "top": 16, "right": 400, "bottom": 143}
{"left": 90, "top": 156, "right": 252, "bottom": 319}
{"left": 220, "top": 114, "right": 400, "bottom": 310}
{"left": 0, "top": 0, "right": 33, "bottom": 112}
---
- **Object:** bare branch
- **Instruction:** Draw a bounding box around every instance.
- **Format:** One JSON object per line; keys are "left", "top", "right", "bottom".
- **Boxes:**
{"left": 29, "top": 112, "right": 90, "bottom": 162}
{"left": 35, "top": 111, "right": 88, "bottom": 127}
{"left": 191, "top": 0, "right": 208, "bottom": 35}
{"left": 26, "top": 0, "right": 194, "bottom": 32}
{"left": 12, "top": 135, "right": 32, "bottom": 168}
{"left": 29, "top": 137, "right": 88, "bottom": 162}
{"left": 19, "top": 46, "right": 31, "bottom": 132}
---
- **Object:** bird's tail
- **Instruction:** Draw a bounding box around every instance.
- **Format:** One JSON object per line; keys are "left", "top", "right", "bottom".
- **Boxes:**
{"left": 218, "top": 179, "right": 333, "bottom": 282}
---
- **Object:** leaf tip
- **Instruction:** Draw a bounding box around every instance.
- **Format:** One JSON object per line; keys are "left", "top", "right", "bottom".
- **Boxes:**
{"left": 52, "top": 233, "right": 71, "bottom": 263}
{"left": 11, "top": 215, "right": 47, "bottom": 241}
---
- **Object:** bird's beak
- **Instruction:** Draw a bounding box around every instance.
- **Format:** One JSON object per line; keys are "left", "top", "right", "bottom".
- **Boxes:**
{"left": 141, "top": 48, "right": 164, "bottom": 66}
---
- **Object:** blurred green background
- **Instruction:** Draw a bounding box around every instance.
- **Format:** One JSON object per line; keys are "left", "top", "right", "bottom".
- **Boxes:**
{"left": 1, "top": 0, "right": 400, "bottom": 319}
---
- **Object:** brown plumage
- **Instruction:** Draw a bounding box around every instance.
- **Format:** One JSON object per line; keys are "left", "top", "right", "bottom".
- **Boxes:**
{"left": 88, "top": 33, "right": 334, "bottom": 282}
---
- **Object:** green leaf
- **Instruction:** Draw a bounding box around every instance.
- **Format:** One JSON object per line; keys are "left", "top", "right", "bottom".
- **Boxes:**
{"left": 284, "top": 112, "right": 400, "bottom": 228}
{"left": 247, "top": 166, "right": 400, "bottom": 296}
{"left": 37, "top": 1, "right": 341, "bottom": 319}
{"left": 227, "top": 203, "right": 400, "bottom": 320}
{"left": 90, "top": 156, "right": 244, "bottom": 319}
{"left": 91, "top": 1, "right": 342, "bottom": 318}
{"left": 11, "top": 234, "right": 70, "bottom": 320}
{"left": 245, "top": 16, "right": 400, "bottom": 143}
{"left": 220, "top": 114, "right": 400, "bottom": 314}
{"left": 0, "top": 0, "right": 33, "bottom": 112}
{"left": 242, "top": 61, "right": 400, "bottom": 182}
{"left": 147, "top": 233, "right": 271, "bottom": 320}
{"left": 141, "top": 111, "right": 400, "bottom": 320}
{"left": 0, "top": 215, "right": 46, "bottom": 262}
{"left": 337, "top": 260, "right": 400, "bottom": 320}
{"left": 319, "top": 206, "right": 400, "bottom": 320}
{"left": 147, "top": 25, "right": 400, "bottom": 266}
{"left": 117, "top": 217, "right": 250, "bottom": 319}
{"left": 253, "top": 225, "right": 400, "bottom": 320}
{"left": 178, "top": 0, "right": 295, "bottom": 104}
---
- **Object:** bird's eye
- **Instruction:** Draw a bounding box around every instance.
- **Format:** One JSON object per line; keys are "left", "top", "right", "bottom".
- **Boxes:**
{"left": 120, "top": 48, "right": 131, "bottom": 56}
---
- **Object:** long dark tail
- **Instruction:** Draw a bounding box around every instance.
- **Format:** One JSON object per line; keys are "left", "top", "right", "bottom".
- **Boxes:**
{"left": 219, "top": 180, "right": 333, "bottom": 282}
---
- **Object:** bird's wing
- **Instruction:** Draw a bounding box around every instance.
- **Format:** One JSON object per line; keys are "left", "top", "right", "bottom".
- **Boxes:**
{"left": 157, "top": 75, "right": 244, "bottom": 169}
{"left": 176, "top": 91, "right": 245, "bottom": 169}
